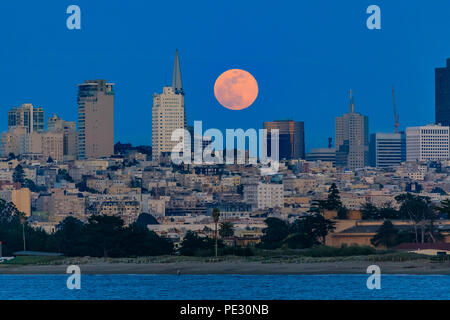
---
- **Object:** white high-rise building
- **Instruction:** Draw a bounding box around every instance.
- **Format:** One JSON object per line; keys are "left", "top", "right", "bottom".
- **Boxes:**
{"left": 244, "top": 182, "right": 284, "bottom": 210}
{"left": 406, "top": 124, "right": 450, "bottom": 162}
{"left": 152, "top": 50, "right": 186, "bottom": 161}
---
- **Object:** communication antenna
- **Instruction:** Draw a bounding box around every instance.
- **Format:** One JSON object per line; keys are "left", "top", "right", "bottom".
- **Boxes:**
{"left": 392, "top": 85, "right": 399, "bottom": 133}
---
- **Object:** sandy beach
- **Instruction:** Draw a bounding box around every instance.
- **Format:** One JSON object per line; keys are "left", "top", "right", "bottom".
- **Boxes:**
{"left": 1, "top": 260, "right": 450, "bottom": 275}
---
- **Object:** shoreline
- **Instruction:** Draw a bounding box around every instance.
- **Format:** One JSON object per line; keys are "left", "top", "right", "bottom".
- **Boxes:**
{"left": 2, "top": 260, "right": 450, "bottom": 275}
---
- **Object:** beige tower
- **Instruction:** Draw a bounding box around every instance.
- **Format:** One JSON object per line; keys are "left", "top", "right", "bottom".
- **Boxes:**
{"left": 48, "top": 114, "right": 78, "bottom": 161}
{"left": 335, "top": 90, "right": 369, "bottom": 170}
{"left": 77, "top": 80, "right": 114, "bottom": 159}
{"left": 152, "top": 50, "right": 186, "bottom": 161}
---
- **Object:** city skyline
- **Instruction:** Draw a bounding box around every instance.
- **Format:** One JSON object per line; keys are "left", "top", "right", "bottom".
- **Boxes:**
{"left": 2, "top": 1, "right": 450, "bottom": 152}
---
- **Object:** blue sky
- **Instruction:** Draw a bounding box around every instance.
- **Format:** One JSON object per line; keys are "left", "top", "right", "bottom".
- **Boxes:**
{"left": 0, "top": 0, "right": 449, "bottom": 151}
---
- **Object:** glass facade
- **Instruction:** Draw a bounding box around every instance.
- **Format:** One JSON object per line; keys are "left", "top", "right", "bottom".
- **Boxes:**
{"left": 435, "top": 58, "right": 450, "bottom": 126}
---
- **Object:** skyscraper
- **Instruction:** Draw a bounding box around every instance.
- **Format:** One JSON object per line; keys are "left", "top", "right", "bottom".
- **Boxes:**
{"left": 152, "top": 50, "right": 186, "bottom": 161}
{"left": 77, "top": 80, "right": 115, "bottom": 159}
{"left": 335, "top": 90, "right": 369, "bottom": 170}
{"left": 263, "top": 120, "right": 305, "bottom": 160}
{"left": 369, "top": 132, "right": 406, "bottom": 168}
{"left": 8, "top": 103, "right": 44, "bottom": 133}
{"left": 435, "top": 58, "right": 450, "bottom": 126}
{"left": 406, "top": 124, "right": 449, "bottom": 162}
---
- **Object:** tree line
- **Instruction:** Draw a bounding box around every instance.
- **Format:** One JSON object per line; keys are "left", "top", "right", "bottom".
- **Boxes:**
{"left": 0, "top": 203, "right": 173, "bottom": 257}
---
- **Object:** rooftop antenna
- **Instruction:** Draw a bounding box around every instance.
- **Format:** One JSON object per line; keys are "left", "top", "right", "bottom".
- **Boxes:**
{"left": 349, "top": 89, "right": 354, "bottom": 113}
{"left": 392, "top": 85, "right": 399, "bottom": 133}
{"left": 328, "top": 137, "right": 332, "bottom": 149}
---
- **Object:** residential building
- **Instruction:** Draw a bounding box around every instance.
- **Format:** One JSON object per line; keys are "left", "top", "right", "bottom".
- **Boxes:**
{"left": 244, "top": 182, "right": 283, "bottom": 209}
{"left": 8, "top": 103, "right": 44, "bottom": 133}
{"left": 77, "top": 79, "right": 114, "bottom": 159}
{"left": 48, "top": 114, "right": 78, "bottom": 160}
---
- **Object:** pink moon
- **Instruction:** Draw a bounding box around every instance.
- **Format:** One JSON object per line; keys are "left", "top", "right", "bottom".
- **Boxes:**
{"left": 214, "top": 69, "right": 259, "bottom": 110}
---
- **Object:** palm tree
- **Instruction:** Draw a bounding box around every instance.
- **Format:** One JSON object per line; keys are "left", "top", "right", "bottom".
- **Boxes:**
{"left": 219, "top": 221, "right": 234, "bottom": 238}
{"left": 212, "top": 208, "right": 220, "bottom": 257}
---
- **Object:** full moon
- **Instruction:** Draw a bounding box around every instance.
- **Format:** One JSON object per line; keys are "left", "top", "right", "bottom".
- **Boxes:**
{"left": 214, "top": 69, "right": 258, "bottom": 110}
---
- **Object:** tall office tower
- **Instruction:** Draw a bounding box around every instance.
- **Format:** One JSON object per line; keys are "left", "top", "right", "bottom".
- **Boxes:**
{"left": 435, "top": 58, "right": 450, "bottom": 126}
{"left": 406, "top": 124, "right": 449, "bottom": 162}
{"left": 152, "top": 50, "right": 186, "bottom": 161}
{"left": 335, "top": 90, "right": 369, "bottom": 170}
{"left": 77, "top": 80, "right": 114, "bottom": 159}
{"left": 369, "top": 132, "right": 406, "bottom": 168}
{"left": 263, "top": 120, "right": 305, "bottom": 160}
{"left": 48, "top": 114, "right": 78, "bottom": 161}
{"left": 8, "top": 103, "right": 44, "bottom": 133}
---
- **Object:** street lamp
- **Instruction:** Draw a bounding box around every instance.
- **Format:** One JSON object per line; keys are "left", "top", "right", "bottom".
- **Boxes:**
{"left": 20, "top": 216, "right": 26, "bottom": 251}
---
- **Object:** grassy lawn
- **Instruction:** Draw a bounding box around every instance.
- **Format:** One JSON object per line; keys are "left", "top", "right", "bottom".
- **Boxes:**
{"left": 2, "top": 256, "right": 66, "bottom": 265}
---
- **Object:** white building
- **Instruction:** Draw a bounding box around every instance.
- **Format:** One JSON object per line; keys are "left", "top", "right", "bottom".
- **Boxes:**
{"left": 152, "top": 50, "right": 186, "bottom": 161}
{"left": 406, "top": 124, "right": 450, "bottom": 162}
{"left": 244, "top": 182, "right": 284, "bottom": 210}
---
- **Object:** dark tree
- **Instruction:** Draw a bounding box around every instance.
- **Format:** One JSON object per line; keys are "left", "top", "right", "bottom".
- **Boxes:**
{"left": 54, "top": 217, "right": 87, "bottom": 256}
{"left": 371, "top": 220, "right": 399, "bottom": 248}
{"left": 135, "top": 213, "right": 159, "bottom": 226}
{"left": 56, "top": 169, "right": 74, "bottom": 183}
{"left": 260, "top": 217, "right": 290, "bottom": 249}
{"left": 120, "top": 223, "right": 173, "bottom": 256}
{"left": 361, "top": 202, "right": 381, "bottom": 220}
{"left": 437, "top": 199, "right": 450, "bottom": 219}
{"left": 85, "top": 215, "right": 126, "bottom": 257}
{"left": 236, "top": 184, "right": 244, "bottom": 195}
{"left": 431, "top": 187, "right": 447, "bottom": 195}
{"left": 286, "top": 214, "right": 335, "bottom": 248}
{"left": 379, "top": 203, "right": 400, "bottom": 220}
{"left": 325, "top": 183, "right": 342, "bottom": 210}
{"left": 12, "top": 164, "right": 25, "bottom": 184}
{"left": 179, "top": 230, "right": 214, "bottom": 256}
{"left": 337, "top": 206, "right": 349, "bottom": 219}
{"left": 395, "top": 193, "right": 435, "bottom": 243}
{"left": 219, "top": 221, "right": 234, "bottom": 238}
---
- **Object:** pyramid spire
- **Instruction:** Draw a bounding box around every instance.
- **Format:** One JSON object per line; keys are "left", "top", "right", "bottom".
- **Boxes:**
{"left": 172, "top": 49, "right": 183, "bottom": 94}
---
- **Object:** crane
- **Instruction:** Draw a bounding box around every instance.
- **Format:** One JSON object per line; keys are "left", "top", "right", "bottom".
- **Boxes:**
{"left": 392, "top": 85, "right": 399, "bottom": 133}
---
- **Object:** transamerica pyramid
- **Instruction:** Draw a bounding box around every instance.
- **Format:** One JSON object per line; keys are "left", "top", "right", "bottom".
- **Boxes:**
{"left": 172, "top": 49, "right": 183, "bottom": 95}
